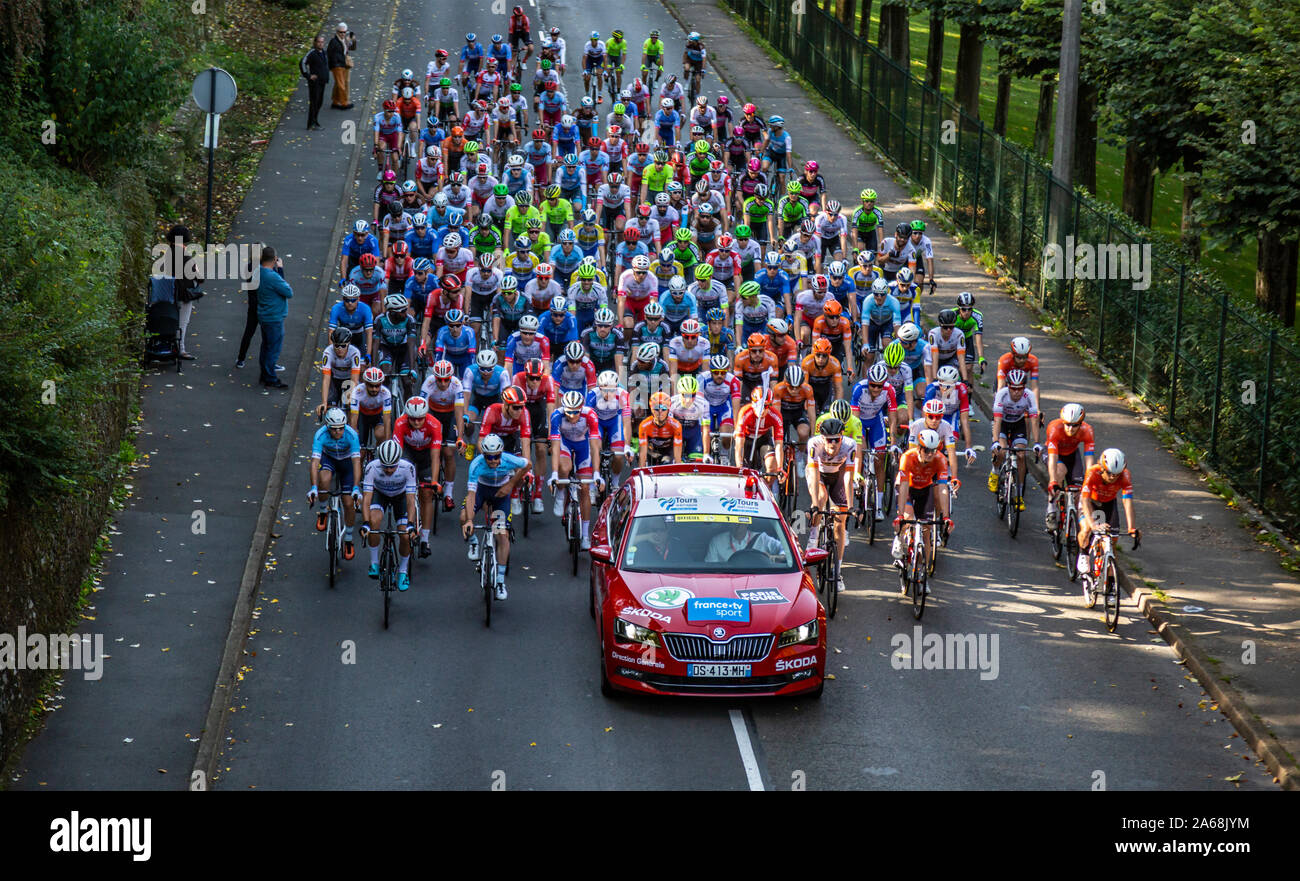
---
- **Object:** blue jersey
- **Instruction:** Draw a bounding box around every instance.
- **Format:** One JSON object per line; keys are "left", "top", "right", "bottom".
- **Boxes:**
{"left": 658, "top": 291, "right": 698, "bottom": 325}
{"left": 341, "top": 231, "right": 381, "bottom": 261}
{"left": 550, "top": 244, "right": 583, "bottom": 274}
{"left": 524, "top": 140, "right": 553, "bottom": 167}
{"left": 419, "top": 126, "right": 446, "bottom": 152}
{"left": 655, "top": 109, "right": 680, "bottom": 131}
{"left": 757, "top": 269, "right": 793, "bottom": 303}
{"left": 488, "top": 43, "right": 511, "bottom": 66}
{"left": 405, "top": 229, "right": 438, "bottom": 259}
{"left": 539, "top": 89, "right": 567, "bottom": 113}
{"left": 552, "top": 122, "right": 581, "bottom": 155}
{"left": 463, "top": 364, "right": 511, "bottom": 398}
{"left": 348, "top": 267, "right": 387, "bottom": 302}
{"left": 312, "top": 424, "right": 362, "bottom": 460}
{"left": 373, "top": 112, "right": 404, "bottom": 137}
{"left": 328, "top": 300, "right": 374, "bottom": 335}
{"left": 861, "top": 293, "right": 902, "bottom": 327}
{"left": 460, "top": 42, "right": 484, "bottom": 63}
{"left": 540, "top": 312, "right": 579, "bottom": 350}
{"left": 435, "top": 325, "right": 478, "bottom": 363}
{"left": 467, "top": 452, "right": 527, "bottom": 492}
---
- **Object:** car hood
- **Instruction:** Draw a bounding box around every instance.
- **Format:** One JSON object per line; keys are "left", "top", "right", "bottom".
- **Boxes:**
{"left": 611, "top": 570, "right": 815, "bottom": 632}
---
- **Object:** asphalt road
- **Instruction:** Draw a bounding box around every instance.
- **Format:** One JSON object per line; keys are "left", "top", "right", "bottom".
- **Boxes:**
{"left": 212, "top": 0, "right": 1274, "bottom": 790}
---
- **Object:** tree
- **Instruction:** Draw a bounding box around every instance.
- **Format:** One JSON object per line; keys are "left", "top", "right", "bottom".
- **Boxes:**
{"left": 1185, "top": 0, "right": 1300, "bottom": 324}
{"left": 944, "top": 0, "right": 1019, "bottom": 121}
{"left": 877, "top": 0, "right": 910, "bottom": 69}
{"left": 924, "top": 0, "right": 946, "bottom": 92}
{"left": 984, "top": 0, "right": 1062, "bottom": 154}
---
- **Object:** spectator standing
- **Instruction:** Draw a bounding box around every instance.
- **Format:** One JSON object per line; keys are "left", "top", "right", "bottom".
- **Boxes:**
{"left": 327, "top": 22, "right": 357, "bottom": 110}
{"left": 301, "top": 35, "right": 330, "bottom": 129}
{"left": 255, "top": 246, "right": 293, "bottom": 389}
{"left": 160, "top": 224, "right": 202, "bottom": 360}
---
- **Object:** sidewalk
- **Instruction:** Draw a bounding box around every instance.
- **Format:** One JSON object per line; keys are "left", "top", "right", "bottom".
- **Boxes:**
{"left": 8, "top": 0, "right": 389, "bottom": 789}
{"left": 665, "top": 0, "right": 1300, "bottom": 786}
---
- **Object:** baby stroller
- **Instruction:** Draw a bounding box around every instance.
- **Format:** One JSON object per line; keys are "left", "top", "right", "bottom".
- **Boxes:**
{"left": 144, "top": 277, "right": 183, "bottom": 373}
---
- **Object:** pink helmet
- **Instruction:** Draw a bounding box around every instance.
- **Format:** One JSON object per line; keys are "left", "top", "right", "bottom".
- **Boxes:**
{"left": 747, "top": 158, "right": 760, "bottom": 172}
{"left": 718, "top": 95, "right": 728, "bottom": 104}
{"left": 733, "top": 125, "right": 744, "bottom": 137}
{"left": 804, "top": 159, "right": 819, "bottom": 173}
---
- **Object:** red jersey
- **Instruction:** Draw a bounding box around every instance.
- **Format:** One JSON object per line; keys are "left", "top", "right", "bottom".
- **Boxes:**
{"left": 385, "top": 255, "right": 414, "bottom": 284}
{"left": 997, "top": 351, "right": 1040, "bottom": 383}
{"left": 736, "top": 402, "right": 784, "bottom": 438}
{"left": 513, "top": 373, "right": 557, "bottom": 404}
{"left": 1081, "top": 463, "right": 1132, "bottom": 505}
{"left": 424, "top": 291, "right": 464, "bottom": 322}
{"left": 898, "top": 447, "right": 949, "bottom": 490}
{"left": 480, "top": 401, "right": 532, "bottom": 438}
{"left": 393, "top": 413, "right": 443, "bottom": 452}
{"left": 509, "top": 12, "right": 530, "bottom": 35}
{"left": 1045, "top": 419, "right": 1095, "bottom": 458}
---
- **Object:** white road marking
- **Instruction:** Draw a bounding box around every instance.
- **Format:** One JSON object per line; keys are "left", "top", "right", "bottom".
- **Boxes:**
{"left": 729, "top": 709, "right": 764, "bottom": 791}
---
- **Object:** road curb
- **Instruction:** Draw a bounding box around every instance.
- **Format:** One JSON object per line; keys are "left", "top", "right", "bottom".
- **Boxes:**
{"left": 654, "top": 0, "right": 1299, "bottom": 792}
{"left": 189, "top": 2, "right": 397, "bottom": 790}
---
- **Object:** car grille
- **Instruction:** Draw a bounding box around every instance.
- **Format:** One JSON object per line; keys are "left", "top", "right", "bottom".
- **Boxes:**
{"left": 662, "top": 633, "right": 774, "bottom": 662}
{"left": 639, "top": 674, "right": 799, "bottom": 695}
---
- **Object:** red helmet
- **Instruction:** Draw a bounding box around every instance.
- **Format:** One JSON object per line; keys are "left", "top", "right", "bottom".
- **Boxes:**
{"left": 623, "top": 227, "right": 640, "bottom": 241}
{"left": 359, "top": 252, "right": 378, "bottom": 270}
{"left": 524, "top": 358, "right": 545, "bottom": 379}
{"left": 436, "top": 48, "right": 449, "bottom": 58}
{"left": 391, "top": 240, "right": 408, "bottom": 256}
{"left": 502, "top": 386, "right": 526, "bottom": 406}
{"left": 532, "top": 128, "right": 546, "bottom": 139}
{"left": 635, "top": 142, "right": 649, "bottom": 153}
{"left": 588, "top": 136, "right": 601, "bottom": 148}
{"left": 382, "top": 99, "right": 396, "bottom": 111}
{"left": 441, "top": 273, "right": 461, "bottom": 290}
{"left": 638, "top": 204, "right": 651, "bottom": 217}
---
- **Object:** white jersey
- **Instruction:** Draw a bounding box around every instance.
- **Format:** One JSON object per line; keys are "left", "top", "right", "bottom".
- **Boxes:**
{"left": 465, "top": 267, "right": 503, "bottom": 299}
{"left": 363, "top": 457, "right": 418, "bottom": 497}
{"left": 795, "top": 289, "right": 831, "bottom": 323}
{"left": 927, "top": 326, "right": 965, "bottom": 360}
{"left": 669, "top": 393, "right": 710, "bottom": 427}
{"left": 618, "top": 267, "right": 658, "bottom": 301}
{"left": 420, "top": 374, "right": 466, "bottom": 411}
{"left": 807, "top": 434, "right": 857, "bottom": 473}
{"left": 908, "top": 416, "right": 955, "bottom": 451}
{"left": 992, "top": 387, "right": 1038, "bottom": 423}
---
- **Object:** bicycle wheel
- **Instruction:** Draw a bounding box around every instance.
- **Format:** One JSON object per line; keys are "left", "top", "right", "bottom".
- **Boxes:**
{"left": 1065, "top": 510, "right": 1080, "bottom": 582}
{"left": 910, "top": 547, "right": 926, "bottom": 620}
{"left": 381, "top": 545, "right": 394, "bottom": 630}
{"left": 1103, "top": 557, "right": 1121, "bottom": 632}
{"left": 866, "top": 485, "right": 877, "bottom": 544}
{"left": 327, "top": 508, "right": 339, "bottom": 589}
{"left": 996, "top": 467, "right": 1008, "bottom": 521}
{"left": 825, "top": 539, "right": 840, "bottom": 619}
{"left": 1008, "top": 478, "right": 1021, "bottom": 538}
{"left": 927, "top": 523, "right": 939, "bottom": 576}
{"left": 522, "top": 477, "right": 532, "bottom": 537}
{"left": 483, "top": 541, "right": 494, "bottom": 627}
{"left": 1050, "top": 497, "right": 1064, "bottom": 561}
{"left": 883, "top": 455, "right": 897, "bottom": 515}
{"left": 568, "top": 499, "right": 580, "bottom": 577}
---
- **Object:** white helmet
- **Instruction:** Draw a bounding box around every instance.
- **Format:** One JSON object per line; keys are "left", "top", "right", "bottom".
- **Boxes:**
{"left": 443, "top": 232, "right": 462, "bottom": 250}
{"left": 404, "top": 396, "right": 429, "bottom": 419}
{"left": 867, "top": 363, "right": 888, "bottom": 384}
{"left": 1100, "top": 448, "right": 1126, "bottom": 474}
{"left": 325, "top": 407, "right": 348, "bottom": 428}
{"left": 476, "top": 350, "right": 498, "bottom": 369}
{"left": 636, "top": 342, "right": 660, "bottom": 362}
{"left": 767, "top": 317, "right": 789, "bottom": 336}
{"left": 936, "top": 365, "right": 960, "bottom": 385}
{"left": 917, "top": 428, "right": 941, "bottom": 451}
{"left": 479, "top": 433, "right": 504, "bottom": 455}
{"left": 519, "top": 314, "right": 540, "bottom": 332}
{"left": 353, "top": 219, "right": 369, "bottom": 235}
{"left": 871, "top": 278, "right": 889, "bottom": 296}
{"left": 1011, "top": 336, "right": 1031, "bottom": 356}
{"left": 631, "top": 255, "right": 651, "bottom": 270}
{"left": 341, "top": 283, "right": 362, "bottom": 300}
{"left": 1060, "top": 403, "right": 1085, "bottom": 425}
{"left": 661, "top": 98, "right": 673, "bottom": 109}
{"left": 560, "top": 390, "right": 585, "bottom": 412}
{"left": 565, "top": 340, "right": 585, "bottom": 361}
{"left": 597, "top": 370, "right": 619, "bottom": 390}
{"left": 896, "top": 323, "right": 920, "bottom": 343}
{"left": 376, "top": 439, "right": 403, "bottom": 466}
{"left": 383, "top": 293, "right": 408, "bottom": 313}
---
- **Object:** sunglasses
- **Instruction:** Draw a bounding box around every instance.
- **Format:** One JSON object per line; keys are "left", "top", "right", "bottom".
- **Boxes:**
{"left": 824, "top": 436, "right": 842, "bottom": 443}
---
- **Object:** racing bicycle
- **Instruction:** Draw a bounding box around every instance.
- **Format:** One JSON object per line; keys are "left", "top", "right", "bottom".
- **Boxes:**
{"left": 370, "top": 509, "right": 409, "bottom": 630}
{"left": 469, "top": 516, "right": 511, "bottom": 627}
{"left": 709, "top": 429, "right": 733, "bottom": 467}
{"left": 808, "top": 506, "right": 845, "bottom": 619}
{"left": 898, "top": 517, "right": 938, "bottom": 619}
{"left": 994, "top": 446, "right": 1036, "bottom": 538}
{"left": 322, "top": 487, "right": 348, "bottom": 589}
{"left": 1083, "top": 524, "right": 1140, "bottom": 633}
{"left": 1050, "top": 482, "right": 1083, "bottom": 579}
{"left": 685, "top": 67, "right": 705, "bottom": 106}
{"left": 555, "top": 476, "right": 597, "bottom": 576}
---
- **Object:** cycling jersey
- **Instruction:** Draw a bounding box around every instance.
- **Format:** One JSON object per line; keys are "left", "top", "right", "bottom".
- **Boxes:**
{"left": 927, "top": 326, "right": 966, "bottom": 363}
{"left": 997, "top": 351, "right": 1040, "bottom": 384}
{"left": 363, "top": 457, "right": 418, "bottom": 498}
{"left": 898, "top": 447, "right": 949, "bottom": 490}
{"left": 807, "top": 434, "right": 857, "bottom": 473}
{"left": 552, "top": 355, "right": 597, "bottom": 393}
{"left": 580, "top": 325, "right": 624, "bottom": 368}
{"left": 328, "top": 301, "right": 374, "bottom": 336}
{"left": 815, "top": 412, "right": 863, "bottom": 446}
{"left": 772, "top": 380, "right": 814, "bottom": 414}
{"left": 350, "top": 383, "right": 393, "bottom": 418}
{"left": 374, "top": 313, "right": 417, "bottom": 350}
{"left": 492, "top": 292, "right": 531, "bottom": 330}
{"left": 1046, "top": 419, "right": 1096, "bottom": 458}
{"left": 420, "top": 374, "right": 466, "bottom": 413}
{"left": 467, "top": 451, "right": 528, "bottom": 493}
{"left": 312, "top": 424, "right": 362, "bottom": 461}
{"left": 906, "top": 416, "right": 955, "bottom": 451}
{"left": 434, "top": 325, "right": 478, "bottom": 365}
{"left": 638, "top": 415, "right": 683, "bottom": 450}
{"left": 992, "top": 387, "right": 1038, "bottom": 423}
{"left": 393, "top": 413, "right": 442, "bottom": 452}
{"left": 862, "top": 293, "right": 902, "bottom": 327}
{"left": 463, "top": 364, "right": 511, "bottom": 399}
{"left": 665, "top": 335, "right": 710, "bottom": 372}
{"left": 801, "top": 353, "right": 842, "bottom": 390}
{"left": 642, "top": 38, "right": 665, "bottom": 60}
{"left": 922, "top": 380, "right": 970, "bottom": 418}
{"left": 850, "top": 379, "right": 897, "bottom": 422}
{"left": 1081, "top": 464, "right": 1133, "bottom": 504}
{"left": 481, "top": 401, "right": 532, "bottom": 439}
{"left": 503, "top": 330, "right": 550, "bottom": 367}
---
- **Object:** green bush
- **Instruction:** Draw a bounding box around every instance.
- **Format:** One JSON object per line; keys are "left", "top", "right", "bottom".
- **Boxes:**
{"left": 0, "top": 155, "right": 138, "bottom": 509}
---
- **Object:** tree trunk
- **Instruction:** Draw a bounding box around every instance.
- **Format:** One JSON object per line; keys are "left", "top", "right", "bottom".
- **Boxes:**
{"left": 925, "top": 10, "right": 945, "bottom": 91}
{"left": 1181, "top": 148, "right": 1202, "bottom": 260}
{"left": 1033, "top": 73, "right": 1054, "bottom": 157}
{"left": 993, "top": 67, "right": 1011, "bottom": 136}
{"left": 953, "top": 21, "right": 982, "bottom": 120}
{"left": 1255, "top": 229, "right": 1298, "bottom": 327}
{"left": 878, "top": 4, "right": 910, "bottom": 69}
{"left": 859, "top": 0, "right": 872, "bottom": 42}
{"left": 839, "top": 0, "right": 857, "bottom": 29}
{"left": 1071, "top": 80, "right": 1097, "bottom": 195}
{"left": 1121, "top": 141, "right": 1155, "bottom": 227}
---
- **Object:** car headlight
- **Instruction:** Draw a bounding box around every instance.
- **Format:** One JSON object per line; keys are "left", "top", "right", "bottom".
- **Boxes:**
{"left": 614, "top": 617, "right": 663, "bottom": 647}
{"left": 777, "top": 619, "right": 818, "bottom": 648}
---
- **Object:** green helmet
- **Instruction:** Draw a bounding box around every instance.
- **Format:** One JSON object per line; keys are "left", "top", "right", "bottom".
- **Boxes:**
{"left": 883, "top": 341, "right": 905, "bottom": 368}
{"left": 465, "top": 140, "right": 480, "bottom": 153}
{"left": 576, "top": 263, "right": 597, "bottom": 280}
{"left": 674, "top": 227, "right": 692, "bottom": 242}
{"left": 493, "top": 184, "right": 508, "bottom": 196}
{"left": 541, "top": 59, "right": 552, "bottom": 69}
{"left": 694, "top": 139, "right": 710, "bottom": 154}
{"left": 440, "top": 77, "right": 452, "bottom": 87}
{"left": 860, "top": 188, "right": 877, "bottom": 201}
{"left": 677, "top": 375, "right": 699, "bottom": 396}
{"left": 910, "top": 219, "right": 926, "bottom": 231}
{"left": 614, "top": 103, "right": 626, "bottom": 114}
{"left": 786, "top": 180, "right": 801, "bottom": 195}
{"left": 694, "top": 263, "right": 713, "bottom": 280}
{"left": 510, "top": 82, "right": 522, "bottom": 92}
{"left": 739, "top": 281, "right": 761, "bottom": 299}
{"left": 734, "top": 223, "right": 751, "bottom": 238}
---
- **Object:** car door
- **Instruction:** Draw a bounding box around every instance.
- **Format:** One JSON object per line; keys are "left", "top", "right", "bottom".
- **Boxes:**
{"left": 595, "top": 486, "right": 632, "bottom": 603}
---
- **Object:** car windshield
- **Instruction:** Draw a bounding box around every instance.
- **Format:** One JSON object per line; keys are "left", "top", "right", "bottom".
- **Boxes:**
{"left": 620, "top": 513, "right": 797, "bottom": 574}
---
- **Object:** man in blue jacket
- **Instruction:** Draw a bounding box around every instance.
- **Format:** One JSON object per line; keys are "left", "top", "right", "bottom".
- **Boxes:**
{"left": 256, "top": 246, "right": 294, "bottom": 388}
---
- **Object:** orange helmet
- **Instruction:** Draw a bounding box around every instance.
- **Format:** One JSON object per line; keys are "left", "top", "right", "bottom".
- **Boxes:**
{"left": 451, "top": 125, "right": 464, "bottom": 137}
{"left": 823, "top": 300, "right": 842, "bottom": 317}
{"left": 501, "top": 386, "right": 526, "bottom": 406}
{"left": 649, "top": 392, "right": 671, "bottom": 411}
{"left": 812, "top": 338, "right": 832, "bottom": 355}
{"left": 747, "top": 332, "right": 767, "bottom": 349}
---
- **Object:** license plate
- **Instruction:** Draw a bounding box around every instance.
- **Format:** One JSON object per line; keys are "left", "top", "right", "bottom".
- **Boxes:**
{"left": 687, "top": 664, "right": 752, "bottom": 678}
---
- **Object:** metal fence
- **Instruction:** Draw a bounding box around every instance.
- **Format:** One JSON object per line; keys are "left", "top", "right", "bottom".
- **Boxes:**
{"left": 725, "top": 0, "right": 1300, "bottom": 536}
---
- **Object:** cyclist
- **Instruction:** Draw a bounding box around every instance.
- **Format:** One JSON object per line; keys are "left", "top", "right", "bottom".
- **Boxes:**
{"left": 702, "top": 353, "right": 741, "bottom": 441}
{"left": 849, "top": 249, "right": 883, "bottom": 313}
{"left": 552, "top": 339, "right": 597, "bottom": 399}
{"left": 735, "top": 331, "right": 778, "bottom": 402}
{"left": 546, "top": 26, "right": 567, "bottom": 74}
{"left": 372, "top": 293, "right": 418, "bottom": 396}
{"left": 340, "top": 218, "right": 381, "bottom": 281}
{"left": 329, "top": 286, "right": 375, "bottom": 361}
{"left": 817, "top": 399, "right": 869, "bottom": 517}
{"left": 480, "top": 385, "right": 533, "bottom": 514}
{"left": 762, "top": 116, "right": 792, "bottom": 181}
{"left": 860, "top": 277, "right": 901, "bottom": 369}
{"left": 996, "top": 336, "right": 1041, "bottom": 416}
{"left": 548, "top": 390, "right": 605, "bottom": 549}
{"left": 317, "top": 326, "right": 363, "bottom": 419}
{"left": 508, "top": 6, "right": 534, "bottom": 64}
{"left": 350, "top": 365, "right": 394, "bottom": 450}
{"left": 487, "top": 35, "right": 512, "bottom": 83}
{"left": 395, "top": 85, "right": 422, "bottom": 146}
{"left": 927, "top": 308, "right": 969, "bottom": 384}
{"left": 902, "top": 219, "right": 936, "bottom": 286}
{"left": 586, "top": 370, "right": 631, "bottom": 486}
{"left": 418, "top": 359, "right": 466, "bottom": 511}
{"left": 537, "top": 78, "right": 568, "bottom": 128}
{"left": 540, "top": 185, "right": 575, "bottom": 239}
{"left": 659, "top": 74, "right": 685, "bottom": 114}
{"left": 360, "top": 439, "right": 419, "bottom": 590}
{"left": 703, "top": 307, "right": 736, "bottom": 361}
{"left": 429, "top": 306, "right": 477, "bottom": 381}
{"left": 792, "top": 272, "right": 831, "bottom": 346}
{"left": 605, "top": 29, "right": 628, "bottom": 92}
{"left": 463, "top": 349, "right": 511, "bottom": 452}
{"left": 890, "top": 428, "right": 952, "bottom": 576}
{"left": 309, "top": 407, "right": 364, "bottom": 561}
{"left": 567, "top": 262, "right": 610, "bottom": 333}
{"left": 659, "top": 277, "right": 697, "bottom": 337}
{"left": 582, "top": 31, "right": 607, "bottom": 98}
{"left": 682, "top": 31, "right": 707, "bottom": 96}
{"left": 641, "top": 29, "right": 665, "bottom": 84}
{"left": 1077, "top": 448, "right": 1138, "bottom": 594}
{"left": 653, "top": 98, "right": 683, "bottom": 148}
{"left": 988, "top": 368, "right": 1041, "bottom": 509}
{"left": 814, "top": 198, "right": 846, "bottom": 269}
{"left": 907, "top": 398, "right": 960, "bottom": 481}
{"left": 852, "top": 188, "right": 884, "bottom": 252}
{"left": 429, "top": 76, "right": 460, "bottom": 127}
{"left": 462, "top": 433, "right": 531, "bottom": 600}
{"left": 772, "top": 364, "right": 816, "bottom": 472}
{"left": 894, "top": 321, "right": 932, "bottom": 406}
{"left": 923, "top": 364, "right": 975, "bottom": 460}
{"left": 617, "top": 254, "right": 659, "bottom": 330}
{"left": 851, "top": 362, "right": 899, "bottom": 515}
{"left": 539, "top": 292, "right": 579, "bottom": 356}
{"left": 493, "top": 277, "right": 533, "bottom": 359}
{"left": 638, "top": 391, "right": 683, "bottom": 466}
{"left": 1044, "top": 402, "right": 1095, "bottom": 531}
{"left": 393, "top": 396, "right": 443, "bottom": 557}
{"left": 802, "top": 337, "right": 843, "bottom": 415}
{"left": 372, "top": 171, "right": 402, "bottom": 230}
{"left": 557, "top": 155, "right": 588, "bottom": 211}
{"left": 671, "top": 374, "right": 712, "bottom": 461}
{"left": 954, "top": 291, "right": 987, "bottom": 375}
{"left": 735, "top": 387, "right": 785, "bottom": 490}
{"left": 777, "top": 183, "right": 809, "bottom": 240}
{"left": 879, "top": 221, "right": 913, "bottom": 283}
{"left": 629, "top": 301, "right": 672, "bottom": 351}
{"left": 764, "top": 316, "right": 799, "bottom": 375}
{"left": 880, "top": 340, "right": 916, "bottom": 425}
{"left": 426, "top": 49, "right": 453, "bottom": 102}
{"left": 514, "top": 357, "right": 557, "bottom": 509}
{"left": 459, "top": 33, "right": 485, "bottom": 91}
{"left": 373, "top": 100, "right": 405, "bottom": 178}
{"left": 666, "top": 317, "right": 710, "bottom": 383}
{"left": 626, "top": 340, "right": 671, "bottom": 426}
{"left": 805, "top": 417, "right": 857, "bottom": 592}
{"left": 812, "top": 299, "right": 853, "bottom": 375}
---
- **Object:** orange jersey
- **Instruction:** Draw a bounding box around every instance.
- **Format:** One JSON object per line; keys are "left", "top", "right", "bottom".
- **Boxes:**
{"left": 812, "top": 315, "right": 852, "bottom": 345}
{"left": 736, "top": 348, "right": 778, "bottom": 381}
{"left": 997, "top": 351, "right": 1039, "bottom": 383}
{"left": 801, "top": 353, "right": 843, "bottom": 387}
{"left": 1045, "top": 419, "right": 1095, "bottom": 458}
{"left": 395, "top": 96, "right": 422, "bottom": 120}
{"left": 771, "top": 380, "right": 814, "bottom": 411}
{"left": 898, "top": 447, "right": 949, "bottom": 490}
{"left": 638, "top": 415, "right": 683, "bottom": 445}
{"left": 1081, "top": 463, "right": 1132, "bottom": 505}
{"left": 765, "top": 334, "right": 799, "bottom": 370}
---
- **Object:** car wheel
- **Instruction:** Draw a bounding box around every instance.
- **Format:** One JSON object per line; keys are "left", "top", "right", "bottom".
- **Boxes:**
{"left": 589, "top": 572, "right": 596, "bottom": 620}
{"left": 598, "top": 614, "right": 618, "bottom": 698}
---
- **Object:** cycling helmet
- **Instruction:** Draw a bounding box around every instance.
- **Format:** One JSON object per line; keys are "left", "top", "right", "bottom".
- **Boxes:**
{"left": 565, "top": 340, "right": 584, "bottom": 361}
{"left": 402, "top": 180, "right": 418, "bottom": 194}
{"left": 917, "top": 429, "right": 941, "bottom": 451}
{"left": 359, "top": 252, "right": 379, "bottom": 270}
{"left": 883, "top": 341, "right": 905, "bottom": 368}
{"left": 763, "top": 251, "right": 780, "bottom": 268}
{"left": 667, "top": 181, "right": 684, "bottom": 194}
{"left": 518, "top": 314, "right": 540, "bottom": 332}
{"left": 1011, "top": 336, "right": 1031, "bottom": 356}
{"left": 341, "top": 284, "right": 361, "bottom": 301}
{"left": 812, "top": 338, "right": 832, "bottom": 356}
{"left": 867, "top": 362, "right": 889, "bottom": 384}
{"left": 557, "top": 229, "right": 577, "bottom": 245}
{"left": 1006, "top": 368, "right": 1028, "bottom": 388}
{"left": 623, "top": 227, "right": 640, "bottom": 242}
{"left": 405, "top": 396, "right": 429, "bottom": 419}
{"left": 597, "top": 370, "right": 619, "bottom": 390}
{"left": 353, "top": 219, "right": 369, "bottom": 235}
{"left": 705, "top": 307, "right": 726, "bottom": 323}
{"left": 828, "top": 260, "right": 847, "bottom": 278}
{"left": 668, "top": 277, "right": 686, "bottom": 294}
{"left": 1100, "top": 448, "right": 1126, "bottom": 474}
{"left": 828, "top": 399, "right": 852, "bottom": 423}
{"left": 636, "top": 342, "right": 661, "bottom": 362}
{"left": 895, "top": 222, "right": 909, "bottom": 239}
{"left": 476, "top": 252, "right": 495, "bottom": 270}
{"left": 576, "top": 263, "right": 597, "bottom": 280}
{"left": 537, "top": 263, "right": 554, "bottom": 279}
{"left": 514, "top": 190, "right": 532, "bottom": 206}
{"left": 443, "top": 232, "right": 462, "bottom": 250}
{"left": 957, "top": 291, "right": 975, "bottom": 308}
{"left": 523, "top": 357, "right": 545, "bottom": 379}
{"left": 710, "top": 354, "right": 730, "bottom": 372}
{"left": 501, "top": 386, "right": 526, "bottom": 407}
{"left": 936, "top": 365, "right": 960, "bottom": 385}
{"left": 501, "top": 275, "right": 519, "bottom": 292}
{"left": 654, "top": 193, "right": 670, "bottom": 206}
{"left": 433, "top": 193, "right": 450, "bottom": 209}
{"left": 860, "top": 188, "right": 877, "bottom": 201}
{"left": 649, "top": 392, "right": 671, "bottom": 412}
{"left": 786, "top": 180, "right": 801, "bottom": 195}
{"left": 643, "top": 301, "right": 664, "bottom": 319}
{"left": 800, "top": 218, "right": 816, "bottom": 234}
{"left": 330, "top": 326, "right": 352, "bottom": 347}
{"left": 747, "top": 333, "right": 767, "bottom": 349}
{"left": 896, "top": 323, "right": 920, "bottom": 343}
{"left": 545, "top": 184, "right": 562, "bottom": 200}
{"left": 382, "top": 99, "right": 397, "bottom": 112}
{"left": 479, "top": 434, "right": 504, "bottom": 456}
{"left": 938, "top": 308, "right": 958, "bottom": 327}
{"left": 561, "top": 391, "right": 585, "bottom": 413}
{"left": 922, "top": 399, "right": 945, "bottom": 417}
{"left": 377, "top": 439, "right": 403, "bottom": 466}
{"left": 823, "top": 300, "right": 842, "bottom": 317}
{"left": 767, "top": 317, "right": 789, "bottom": 336}
{"left": 739, "top": 281, "right": 761, "bottom": 299}
{"left": 857, "top": 250, "right": 877, "bottom": 268}
{"left": 769, "top": 115, "right": 784, "bottom": 127}
{"left": 1060, "top": 403, "right": 1085, "bottom": 425}
{"left": 363, "top": 366, "right": 385, "bottom": 385}
{"left": 661, "top": 98, "right": 674, "bottom": 109}
{"left": 444, "top": 308, "right": 465, "bottom": 325}
{"left": 383, "top": 293, "right": 408, "bottom": 314}
{"left": 325, "top": 407, "right": 348, "bottom": 428}
{"left": 754, "top": 183, "right": 768, "bottom": 198}
{"left": 818, "top": 417, "right": 843, "bottom": 438}
{"left": 631, "top": 255, "right": 651, "bottom": 271}
{"left": 413, "top": 214, "right": 428, "bottom": 228}
{"left": 659, "top": 247, "right": 674, "bottom": 264}
{"left": 811, "top": 273, "right": 828, "bottom": 291}
{"left": 694, "top": 178, "right": 710, "bottom": 194}
{"left": 910, "top": 220, "right": 926, "bottom": 232}
{"left": 825, "top": 199, "right": 841, "bottom": 215}
{"left": 896, "top": 267, "right": 914, "bottom": 285}
{"left": 680, "top": 318, "right": 701, "bottom": 336}
{"left": 871, "top": 278, "right": 890, "bottom": 296}
{"left": 785, "top": 364, "right": 804, "bottom": 386}
{"left": 677, "top": 374, "right": 699, "bottom": 395}
{"left": 476, "top": 350, "right": 498, "bottom": 370}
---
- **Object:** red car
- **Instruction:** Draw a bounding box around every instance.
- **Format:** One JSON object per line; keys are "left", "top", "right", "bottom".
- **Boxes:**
{"left": 589, "top": 464, "right": 828, "bottom": 697}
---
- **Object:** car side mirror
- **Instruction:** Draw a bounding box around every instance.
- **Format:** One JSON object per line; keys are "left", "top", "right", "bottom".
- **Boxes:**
{"left": 589, "top": 545, "right": 614, "bottom": 565}
{"left": 803, "top": 547, "right": 828, "bottom": 567}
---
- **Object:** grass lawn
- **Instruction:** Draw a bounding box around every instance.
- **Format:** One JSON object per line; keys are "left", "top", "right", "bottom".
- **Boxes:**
{"left": 839, "top": 6, "right": 1265, "bottom": 318}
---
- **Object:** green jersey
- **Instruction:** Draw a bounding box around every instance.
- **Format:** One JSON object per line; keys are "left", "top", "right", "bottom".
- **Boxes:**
{"left": 606, "top": 38, "right": 628, "bottom": 62}
{"left": 505, "top": 205, "right": 542, "bottom": 236}
{"left": 642, "top": 163, "right": 673, "bottom": 192}
{"left": 954, "top": 308, "right": 983, "bottom": 342}
{"left": 852, "top": 205, "right": 883, "bottom": 236}
{"left": 471, "top": 227, "right": 502, "bottom": 255}
{"left": 744, "top": 196, "right": 773, "bottom": 224}
{"left": 642, "top": 38, "right": 665, "bottom": 60}
{"left": 529, "top": 232, "right": 553, "bottom": 260}
{"left": 778, "top": 196, "right": 808, "bottom": 223}
{"left": 542, "top": 197, "right": 574, "bottom": 225}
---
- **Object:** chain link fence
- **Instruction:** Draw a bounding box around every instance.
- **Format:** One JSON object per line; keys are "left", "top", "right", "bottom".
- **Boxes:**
{"left": 724, "top": 0, "right": 1300, "bottom": 536}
